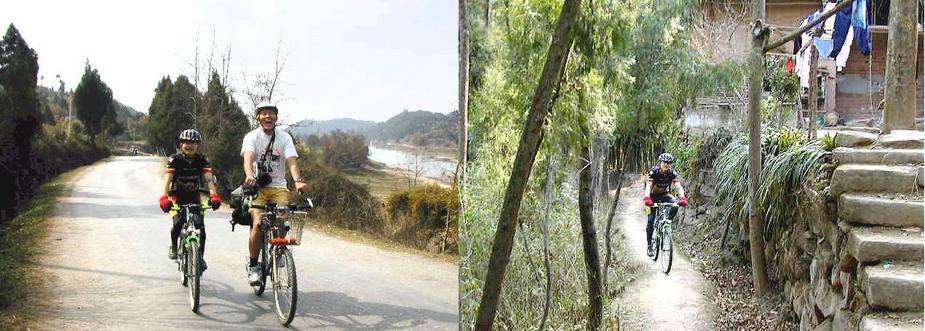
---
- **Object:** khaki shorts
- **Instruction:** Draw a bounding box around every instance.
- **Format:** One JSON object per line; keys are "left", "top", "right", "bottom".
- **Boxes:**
{"left": 251, "top": 187, "right": 290, "bottom": 206}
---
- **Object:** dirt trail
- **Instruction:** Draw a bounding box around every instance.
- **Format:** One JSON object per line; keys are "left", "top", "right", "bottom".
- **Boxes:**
{"left": 31, "top": 156, "right": 458, "bottom": 330}
{"left": 615, "top": 181, "right": 716, "bottom": 330}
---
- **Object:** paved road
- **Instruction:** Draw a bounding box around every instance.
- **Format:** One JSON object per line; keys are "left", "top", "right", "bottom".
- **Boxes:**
{"left": 32, "top": 156, "right": 458, "bottom": 330}
{"left": 616, "top": 182, "right": 716, "bottom": 331}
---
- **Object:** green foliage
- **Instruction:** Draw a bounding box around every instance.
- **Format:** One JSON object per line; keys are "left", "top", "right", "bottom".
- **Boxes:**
{"left": 821, "top": 133, "right": 837, "bottom": 152}
{"left": 197, "top": 71, "right": 251, "bottom": 197}
{"left": 320, "top": 130, "right": 368, "bottom": 170}
{"left": 762, "top": 60, "right": 799, "bottom": 126}
{"left": 0, "top": 23, "right": 41, "bottom": 222}
{"left": 73, "top": 62, "right": 117, "bottom": 140}
{"left": 367, "top": 110, "right": 458, "bottom": 147}
{"left": 146, "top": 75, "right": 201, "bottom": 155}
{"left": 713, "top": 130, "right": 826, "bottom": 242}
{"left": 385, "top": 183, "right": 459, "bottom": 252}
{"left": 461, "top": 0, "right": 746, "bottom": 328}
{"left": 300, "top": 159, "right": 384, "bottom": 231}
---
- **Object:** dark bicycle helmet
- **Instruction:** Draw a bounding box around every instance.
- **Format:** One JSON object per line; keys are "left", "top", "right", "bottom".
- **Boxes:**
{"left": 178, "top": 129, "right": 202, "bottom": 143}
{"left": 658, "top": 152, "right": 674, "bottom": 163}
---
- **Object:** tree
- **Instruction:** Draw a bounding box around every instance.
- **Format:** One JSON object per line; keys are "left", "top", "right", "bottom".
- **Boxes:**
{"left": 577, "top": 89, "right": 602, "bottom": 328}
{"left": 881, "top": 0, "right": 919, "bottom": 133}
{"left": 199, "top": 71, "right": 250, "bottom": 196}
{"left": 746, "top": 0, "right": 771, "bottom": 295}
{"left": 0, "top": 23, "right": 40, "bottom": 221}
{"left": 73, "top": 62, "right": 115, "bottom": 140}
{"left": 146, "top": 76, "right": 175, "bottom": 154}
{"left": 474, "top": 0, "right": 583, "bottom": 329}
{"left": 459, "top": 0, "right": 470, "bottom": 164}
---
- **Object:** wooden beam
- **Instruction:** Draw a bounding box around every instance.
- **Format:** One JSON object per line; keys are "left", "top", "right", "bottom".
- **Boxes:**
{"left": 763, "top": 0, "right": 855, "bottom": 53}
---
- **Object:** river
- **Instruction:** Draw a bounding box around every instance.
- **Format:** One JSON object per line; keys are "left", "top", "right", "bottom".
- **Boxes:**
{"left": 368, "top": 146, "right": 457, "bottom": 179}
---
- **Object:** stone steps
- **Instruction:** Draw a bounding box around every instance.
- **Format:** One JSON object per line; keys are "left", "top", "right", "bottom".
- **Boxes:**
{"left": 846, "top": 226, "right": 924, "bottom": 263}
{"left": 833, "top": 148, "right": 924, "bottom": 165}
{"left": 860, "top": 312, "right": 924, "bottom": 331}
{"left": 879, "top": 130, "right": 925, "bottom": 149}
{"left": 830, "top": 164, "right": 924, "bottom": 196}
{"left": 834, "top": 131, "right": 879, "bottom": 148}
{"left": 839, "top": 193, "right": 925, "bottom": 227}
{"left": 863, "top": 261, "right": 924, "bottom": 311}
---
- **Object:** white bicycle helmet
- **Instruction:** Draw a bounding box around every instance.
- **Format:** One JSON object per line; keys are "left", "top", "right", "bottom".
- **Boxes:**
{"left": 178, "top": 129, "right": 202, "bottom": 142}
{"left": 255, "top": 101, "right": 278, "bottom": 114}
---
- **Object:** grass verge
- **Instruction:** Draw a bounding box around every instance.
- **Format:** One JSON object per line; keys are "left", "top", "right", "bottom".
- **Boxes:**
{"left": 0, "top": 164, "right": 93, "bottom": 328}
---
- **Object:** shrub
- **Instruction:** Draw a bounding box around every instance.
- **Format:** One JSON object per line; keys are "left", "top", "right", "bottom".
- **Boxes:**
{"left": 385, "top": 183, "right": 459, "bottom": 252}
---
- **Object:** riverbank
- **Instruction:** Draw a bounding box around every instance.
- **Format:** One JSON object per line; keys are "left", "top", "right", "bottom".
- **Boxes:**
{"left": 370, "top": 142, "right": 458, "bottom": 162}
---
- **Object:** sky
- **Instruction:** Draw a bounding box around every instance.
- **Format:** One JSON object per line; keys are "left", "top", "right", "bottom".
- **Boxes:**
{"left": 1, "top": 0, "right": 457, "bottom": 123}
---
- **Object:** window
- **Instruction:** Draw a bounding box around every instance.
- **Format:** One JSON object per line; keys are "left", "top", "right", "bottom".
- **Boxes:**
{"left": 871, "top": 0, "right": 924, "bottom": 27}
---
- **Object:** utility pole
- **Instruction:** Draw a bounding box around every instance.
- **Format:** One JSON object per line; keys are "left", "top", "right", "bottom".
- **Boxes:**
{"left": 67, "top": 93, "right": 73, "bottom": 141}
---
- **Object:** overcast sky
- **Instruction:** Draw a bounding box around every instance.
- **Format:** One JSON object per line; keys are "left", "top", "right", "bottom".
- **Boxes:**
{"left": 2, "top": 0, "right": 456, "bottom": 122}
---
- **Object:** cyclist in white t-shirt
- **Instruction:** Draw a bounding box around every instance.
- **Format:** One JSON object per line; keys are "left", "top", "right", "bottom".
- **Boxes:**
{"left": 240, "top": 102, "right": 307, "bottom": 285}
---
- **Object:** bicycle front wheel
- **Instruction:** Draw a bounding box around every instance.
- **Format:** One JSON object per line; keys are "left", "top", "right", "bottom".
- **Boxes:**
{"left": 273, "top": 247, "right": 298, "bottom": 326}
{"left": 188, "top": 241, "right": 201, "bottom": 312}
{"left": 660, "top": 228, "right": 673, "bottom": 274}
{"left": 178, "top": 242, "right": 188, "bottom": 287}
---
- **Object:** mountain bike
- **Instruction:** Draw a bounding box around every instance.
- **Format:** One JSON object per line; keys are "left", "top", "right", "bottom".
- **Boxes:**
{"left": 650, "top": 202, "right": 679, "bottom": 274}
{"left": 243, "top": 192, "right": 312, "bottom": 326}
{"left": 170, "top": 202, "right": 210, "bottom": 312}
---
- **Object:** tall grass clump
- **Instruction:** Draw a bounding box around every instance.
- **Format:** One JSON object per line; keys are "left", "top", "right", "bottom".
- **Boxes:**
{"left": 713, "top": 128, "right": 827, "bottom": 241}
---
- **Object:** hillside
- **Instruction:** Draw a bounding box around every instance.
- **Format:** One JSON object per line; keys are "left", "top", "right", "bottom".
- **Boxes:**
{"left": 289, "top": 118, "right": 377, "bottom": 136}
{"left": 290, "top": 110, "right": 458, "bottom": 148}
{"left": 36, "top": 86, "right": 142, "bottom": 123}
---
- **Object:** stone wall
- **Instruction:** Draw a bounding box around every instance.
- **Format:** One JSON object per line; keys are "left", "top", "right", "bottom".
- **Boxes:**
{"left": 684, "top": 152, "right": 870, "bottom": 330}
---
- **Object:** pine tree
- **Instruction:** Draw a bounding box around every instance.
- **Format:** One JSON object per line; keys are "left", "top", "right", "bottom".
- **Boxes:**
{"left": 73, "top": 62, "right": 115, "bottom": 140}
{"left": 0, "top": 23, "right": 40, "bottom": 221}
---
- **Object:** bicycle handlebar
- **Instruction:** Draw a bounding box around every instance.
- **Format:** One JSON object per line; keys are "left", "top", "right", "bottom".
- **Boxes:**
{"left": 249, "top": 204, "right": 312, "bottom": 212}
{"left": 653, "top": 202, "right": 680, "bottom": 207}
{"left": 171, "top": 203, "right": 210, "bottom": 211}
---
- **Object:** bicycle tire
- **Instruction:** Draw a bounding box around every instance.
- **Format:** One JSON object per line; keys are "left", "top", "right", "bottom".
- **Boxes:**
{"left": 179, "top": 242, "right": 188, "bottom": 287}
{"left": 253, "top": 239, "right": 268, "bottom": 296}
{"left": 661, "top": 228, "right": 673, "bottom": 274}
{"left": 651, "top": 219, "right": 661, "bottom": 262}
{"left": 273, "top": 247, "right": 298, "bottom": 326}
{"left": 188, "top": 241, "right": 201, "bottom": 312}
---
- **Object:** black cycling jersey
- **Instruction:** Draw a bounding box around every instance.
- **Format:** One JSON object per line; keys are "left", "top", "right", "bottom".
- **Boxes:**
{"left": 166, "top": 153, "right": 212, "bottom": 202}
{"left": 647, "top": 166, "right": 681, "bottom": 197}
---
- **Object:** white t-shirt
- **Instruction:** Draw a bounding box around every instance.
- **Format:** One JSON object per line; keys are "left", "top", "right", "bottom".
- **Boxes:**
{"left": 240, "top": 127, "right": 298, "bottom": 188}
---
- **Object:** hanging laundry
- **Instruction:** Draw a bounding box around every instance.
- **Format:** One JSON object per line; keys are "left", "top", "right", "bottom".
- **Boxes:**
{"left": 829, "top": 3, "right": 854, "bottom": 58}
{"left": 851, "top": 0, "right": 872, "bottom": 56}
{"left": 836, "top": 25, "right": 854, "bottom": 71}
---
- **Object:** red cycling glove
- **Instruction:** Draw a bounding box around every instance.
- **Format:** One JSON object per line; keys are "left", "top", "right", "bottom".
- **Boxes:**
{"left": 679, "top": 197, "right": 688, "bottom": 207}
{"left": 159, "top": 195, "right": 172, "bottom": 212}
{"left": 643, "top": 196, "right": 653, "bottom": 206}
{"left": 209, "top": 193, "right": 222, "bottom": 210}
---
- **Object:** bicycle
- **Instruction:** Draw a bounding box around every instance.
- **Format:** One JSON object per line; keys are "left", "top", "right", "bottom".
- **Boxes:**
{"left": 649, "top": 202, "right": 679, "bottom": 274}
{"left": 242, "top": 191, "right": 312, "bottom": 326}
{"left": 170, "top": 202, "right": 210, "bottom": 312}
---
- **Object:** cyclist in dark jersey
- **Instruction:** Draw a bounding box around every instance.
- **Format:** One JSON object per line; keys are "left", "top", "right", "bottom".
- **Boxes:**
{"left": 158, "top": 129, "right": 222, "bottom": 270}
{"left": 643, "top": 153, "right": 688, "bottom": 257}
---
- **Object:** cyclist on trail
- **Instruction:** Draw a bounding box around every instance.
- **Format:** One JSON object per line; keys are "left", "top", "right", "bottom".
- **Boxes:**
{"left": 643, "top": 152, "right": 688, "bottom": 257}
{"left": 158, "top": 129, "right": 222, "bottom": 270}
{"left": 241, "top": 102, "right": 307, "bottom": 285}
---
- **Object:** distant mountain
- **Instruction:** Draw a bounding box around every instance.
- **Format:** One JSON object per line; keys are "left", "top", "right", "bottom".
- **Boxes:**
{"left": 289, "top": 110, "right": 458, "bottom": 148}
{"left": 368, "top": 110, "right": 458, "bottom": 147}
{"left": 289, "top": 118, "right": 377, "bottom": 137}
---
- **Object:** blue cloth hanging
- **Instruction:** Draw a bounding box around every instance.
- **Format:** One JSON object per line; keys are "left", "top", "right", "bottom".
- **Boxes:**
{"left": 828, "top": 4, "right": 854, "bottom": 58}
{"left": 851, "top": 0, "right": 872, "bottom": 56}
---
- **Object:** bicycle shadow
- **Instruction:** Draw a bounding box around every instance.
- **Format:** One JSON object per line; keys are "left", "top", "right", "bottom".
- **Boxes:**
{"left": 193, "top": 285, "right": 457, "bottom": 330}
{"left": 298, "top": 291, "right": 457, "bottom": 330}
